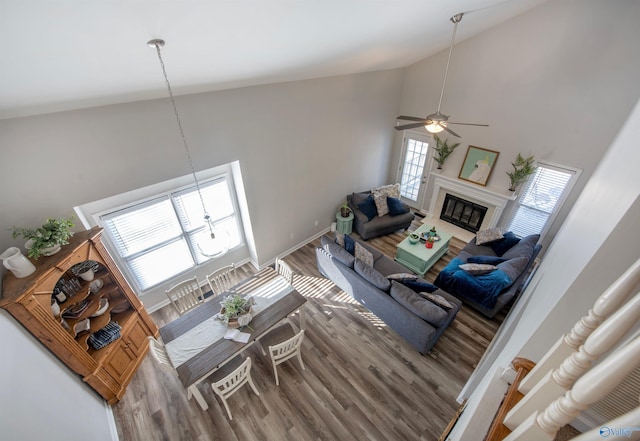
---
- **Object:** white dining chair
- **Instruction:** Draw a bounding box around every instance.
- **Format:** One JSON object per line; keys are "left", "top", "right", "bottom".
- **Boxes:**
{"left": 206, "top": 264, "right": 237, "bottom": 297}
{"left": 165, "top": 277, "right": 205, "bottom": 315}
{"left": 147, "top": 336, "right": 175, "bottom": 372}
{"left": 260, "top": 322, "right": 305, "bottom": 386}
{"left": 275, "top": 258, "right": 294, "bottom": 285}
{"left": 210, "top": 355, "right": 260, "bottom": 420}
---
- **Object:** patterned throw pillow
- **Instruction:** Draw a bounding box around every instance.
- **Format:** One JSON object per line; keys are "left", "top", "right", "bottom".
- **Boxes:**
{"left": 371, "top": 184, "right": 401, "bottom": 217}
{"left": 335, "top": 232, "right": 345, "bottom": 247}
{"left": 355, "top": 242, "right": 374, "bottom": 267}
{"left": 387, "top": 273, "right": 419, "bottom": 282}
{"left": 459, "top": 263, "right": 497, "bottom": 275}
{"left": 476, "top": 228, "right": 505, "bottom": 245}
{"left": 420, "top": 292, "right": 454, "bottom": 309}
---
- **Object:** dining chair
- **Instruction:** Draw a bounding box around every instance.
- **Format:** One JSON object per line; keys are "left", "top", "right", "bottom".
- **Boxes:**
{"left": 275, "top": 258, "right": 294, "bottom": 285}
{"left": 210, "top": 355, "right": 260, "bottom": 420}
{"left": 260, "top": 322, "right": 305, "bottom": 386}
{"left": 147, "top": 336, "right": 175, "bottom": 372}
{"left": 165, "top": 277, "right": 205, "bottom": 315}
{"left": 206, "top": 264, "right": 237, "bottom": 297}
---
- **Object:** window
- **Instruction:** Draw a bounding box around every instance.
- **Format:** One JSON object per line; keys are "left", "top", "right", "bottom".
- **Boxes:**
{"left": 399, "top": 137, "right": 429, "bottom": 202}
{"left": 506, "top": 162, "right": 580, "bottom": 238}
{"left": 99, "top": 176, "right": 242, "bottom": 292}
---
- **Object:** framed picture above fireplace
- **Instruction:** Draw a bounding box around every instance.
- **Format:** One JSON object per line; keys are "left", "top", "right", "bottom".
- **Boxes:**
{"left": 458, "top": 145, "right": 500, "bottom": 187}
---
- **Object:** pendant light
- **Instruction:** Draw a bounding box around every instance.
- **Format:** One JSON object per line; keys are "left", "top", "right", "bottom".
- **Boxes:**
{"left": 147, "top": 39, "right": 230, "bottom": 258}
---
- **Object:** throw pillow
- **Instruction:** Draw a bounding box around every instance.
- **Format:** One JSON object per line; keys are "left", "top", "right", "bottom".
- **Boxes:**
{"left": 335, "top": 232, "right": 345, "bottom": 247}
{"left": 344, "top": 234, "right": 356, "bottom": 255}
{"left": 459, "top": 263, "right": 497, "bottom": 275}
{"left": 475, "top": 228, "right": 505, "bottom": 245}
{"left": 357, "top": 195, "right": 378, "bottom": 221}
{"left": 355, "top": 242, "right": 374, "bottom": 267}
{"left": 322, "top": 242, "right": 355, "bottom": 268}
{"left": 420, "top": 292, "right": 454, "bottom": 309}
{"left": 467, "top": 255, "right": 509, "bottom": 265}
{"left": 387, "top": 197, "right": 409, "bottom": 216}
{"left": 371, "top": 183, "right": 401, "bottom": 217}
{"left": 487, "top": 231, "right": 521, "bottom": 256}
{"left": 354, "top": 260, "right": 391, "bottom": 292}
{"left": 387, "top": 273, "right": 419, "bottom": 282}
{"left": 400, "top": 279, "right": 439, "bottom": 293}
{"left": 389, "top": 281, "right": 447, "bottom": 327}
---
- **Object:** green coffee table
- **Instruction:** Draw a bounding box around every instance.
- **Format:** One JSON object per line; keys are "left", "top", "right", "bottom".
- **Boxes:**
{"left": 395, "top": 223, "right": 451, "bottom": 277}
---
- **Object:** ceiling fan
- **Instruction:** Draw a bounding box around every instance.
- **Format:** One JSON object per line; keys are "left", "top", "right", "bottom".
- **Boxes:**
{"left": 395, "top": 13, "right": 488, "bottom": 138}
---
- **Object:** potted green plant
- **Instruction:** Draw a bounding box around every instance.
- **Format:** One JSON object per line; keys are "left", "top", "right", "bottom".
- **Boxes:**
{"left": 12, "top": 217, "right": 75, "bottom": 259}
{"left": 340, "top": 201, "right": 351, "bottom": 217}
{"left": 506, "top": 154, "right": 537, "bottom": 191}
{"left": 432, "top": 135, "right": 460, "bottom": 170}
{"left": 220, "top": 294, "right": 254, "bottom": 327}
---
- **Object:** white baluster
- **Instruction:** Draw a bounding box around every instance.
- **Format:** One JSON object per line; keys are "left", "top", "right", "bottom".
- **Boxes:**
{"left": 505, "top": 291, "right": 640, "bottom": 429}
{"left": 504, "top": 335, "right": 640, "bottom": 441}
{"left": 519, "top": 258, "right": 640, "bottom": 393}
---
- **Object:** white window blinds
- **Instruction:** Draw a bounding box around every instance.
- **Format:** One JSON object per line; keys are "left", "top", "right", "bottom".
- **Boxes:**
{"left": 506, "top": 163, "right": 576, "bottom": 238}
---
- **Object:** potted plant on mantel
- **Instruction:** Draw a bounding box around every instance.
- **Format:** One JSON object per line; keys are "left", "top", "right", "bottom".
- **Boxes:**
{"left": 506, "top": 153, "right": 537, "bottom": 192}
{"left": 12, "top": 217, "right": 75, "bottom": 259}
{"left": 432, "top": 135, "right": 460, "bottom": 171}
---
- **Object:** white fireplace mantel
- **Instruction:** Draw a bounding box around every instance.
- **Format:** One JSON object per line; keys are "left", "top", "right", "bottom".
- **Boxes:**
{"left": 427, "top": 174, "right": 517, "bottom": 229}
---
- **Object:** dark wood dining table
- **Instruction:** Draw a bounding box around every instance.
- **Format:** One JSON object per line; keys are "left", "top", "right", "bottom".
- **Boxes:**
{"left": 159, "top": 267, "right": 306, "bottom": 410}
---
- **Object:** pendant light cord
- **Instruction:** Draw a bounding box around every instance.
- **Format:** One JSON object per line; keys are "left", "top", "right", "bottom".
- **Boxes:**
{"left": 150, "top": 40, "right": 215, "bottom": 236}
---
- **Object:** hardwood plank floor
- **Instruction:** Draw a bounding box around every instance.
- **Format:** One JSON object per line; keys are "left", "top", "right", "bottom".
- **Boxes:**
{"left": 112, "top": 217, "right": 506, "bottom": 441}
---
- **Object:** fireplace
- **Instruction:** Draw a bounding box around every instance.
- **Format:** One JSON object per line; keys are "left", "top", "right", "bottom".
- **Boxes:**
{"left": 440, "top": 194, "right": 488, "bottom": 233}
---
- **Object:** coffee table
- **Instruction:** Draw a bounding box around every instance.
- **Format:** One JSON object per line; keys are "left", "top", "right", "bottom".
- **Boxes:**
{"left": 395, "top": 223, "right": 452, "bottom": 277}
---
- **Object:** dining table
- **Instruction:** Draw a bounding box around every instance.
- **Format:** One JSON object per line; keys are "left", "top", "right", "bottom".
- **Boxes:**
{"left": 159, "top": 266, "right": 306, "bottom": 410}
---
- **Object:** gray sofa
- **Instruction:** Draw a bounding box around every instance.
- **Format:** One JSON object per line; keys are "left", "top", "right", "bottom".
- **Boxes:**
{"left": 347, "top": 191, "right": 415, "bottom": 240}
{"left": 434, "top": 233, "right": 542, "bottom": 318}
{"left": 316, "top": 234, "right": 461, "bottom": 354}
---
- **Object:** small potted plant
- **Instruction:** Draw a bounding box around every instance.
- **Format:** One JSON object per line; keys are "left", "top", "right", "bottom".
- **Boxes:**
{"left": 426, "top": 236, "right": 435, "bottom": 249}
{"left": 433, "top": 135, "right": 460, "bottom": 170}
{"left": 506, "top": 154, "right": 537, "bottom": 191}
{"left": 12, "top": 217, "right": 75, "bottom": 259}
{"left": 220, "top": 294, "right": 254, "bottom": 327}
{"left": 340, "top": 201, "right": 351, "bottom": 218}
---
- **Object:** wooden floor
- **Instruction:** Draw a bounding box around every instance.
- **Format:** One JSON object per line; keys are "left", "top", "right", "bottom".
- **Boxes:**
{"left": 112, "top": 218, "right": 506, "bottom": 441}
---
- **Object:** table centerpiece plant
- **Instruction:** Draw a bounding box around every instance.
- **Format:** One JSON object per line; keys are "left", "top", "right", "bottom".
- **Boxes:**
{"left": 12, "top": 217, "right": 75, "bottom": 259}
{"left": 220, "top": 294, "right": 255, "bottom": 327}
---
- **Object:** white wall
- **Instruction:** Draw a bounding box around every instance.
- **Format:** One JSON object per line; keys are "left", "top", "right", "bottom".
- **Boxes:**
{"left": 394, "top": 0, "right": 640, "bottom": 249}
{"left": 0, "top": 312, "right": 117, "bottom": 441}
{"left": 448, "top": 92, "right": 640, "bottom": 439}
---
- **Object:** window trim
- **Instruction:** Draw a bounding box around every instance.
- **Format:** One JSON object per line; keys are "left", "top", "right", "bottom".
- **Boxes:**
{"left": 504, "top": 160, "right": 582, "bottom": 240}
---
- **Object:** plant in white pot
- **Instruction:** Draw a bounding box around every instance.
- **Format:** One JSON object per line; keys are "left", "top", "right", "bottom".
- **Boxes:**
{"left": 220, "top": 294, "right": 255, "bottom": 328}
{"left": 506, "top": 154, "right": 537, "bottom": 192}
{"left": 432, "top": 135, "right": 460, "bottom": 171}
{"left": 12, "top": 217, "right": 75, "bottom": 259}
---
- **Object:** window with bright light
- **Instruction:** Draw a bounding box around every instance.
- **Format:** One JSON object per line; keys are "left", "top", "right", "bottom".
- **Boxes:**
{"left": 506, "top": 162, "right": 579, "bottom": 238}
{"left": 99, "top": 176, "right": 243, "bottom": 291}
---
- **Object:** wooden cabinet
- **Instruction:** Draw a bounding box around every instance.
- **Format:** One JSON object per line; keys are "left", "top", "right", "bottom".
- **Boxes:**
{"left": 0, "top": 227, "right": 158, "bottom": 404}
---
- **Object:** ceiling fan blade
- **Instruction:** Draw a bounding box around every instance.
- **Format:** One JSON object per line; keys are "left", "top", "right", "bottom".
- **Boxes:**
{"left": 394, "top": 122, "right": 428, "bottom": 131}
{"left": 442, "top": 125, "right": 461, "bottom": 138}
{"left": 447, "top": 122, "right": 490, "bottom": 127}
{"left": 397, "top": 115, "right": 428, "bottom": 122}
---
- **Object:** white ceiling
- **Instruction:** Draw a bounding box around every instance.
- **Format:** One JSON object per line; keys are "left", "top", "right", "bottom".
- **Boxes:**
{"left": 0, "top": 0, "right": 549, "bottom": 120}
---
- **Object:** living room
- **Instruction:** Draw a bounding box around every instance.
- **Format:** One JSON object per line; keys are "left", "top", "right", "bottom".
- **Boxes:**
{"left": 1, "top": 0, "right": 639, "bottom": 440}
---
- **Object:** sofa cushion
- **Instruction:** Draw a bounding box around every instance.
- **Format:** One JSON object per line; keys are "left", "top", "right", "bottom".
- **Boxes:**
{"left": 400, "top": 279, "right": 439, "bottom": 293}
{"left": 467, "top": 255, "right": 509, "bottom": 265}
{"left": 357, "top": 195, "right": 378, "bottom": 221}
{"left": 387, "top": 197, "right": 409, "bottom": 216}
{"left": 459, "top": 263, "right": 497, "bottom": 275}
{"left": 497, "top": 256, "right": 530, "bottom": 282}
{"left": 476, "top": 228, "right": 505, "bottom": 245}
{"left": 355, "top": 260, "right": 391, "bottom": 292}
{"left": 323, "top": 242, "right": 355, "bottom": 268}
{"left": 351, "top": 191, "right": 369, "bottom": 207}
{"left": 502, "top": 234, "right": 540, "bottom": 260}
{"left": 390, "top": 281, "right": 447, "bottom": 327}
{"left": 487, "top": 231, "right": 521, "bottom": 256}
{"left": 355, "top": 242, "right": 374, "bottom": 267}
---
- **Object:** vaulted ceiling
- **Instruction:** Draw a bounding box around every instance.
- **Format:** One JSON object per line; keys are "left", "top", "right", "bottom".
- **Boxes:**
{"left": 1, "top": 0, "right": 549, "bottom": 119}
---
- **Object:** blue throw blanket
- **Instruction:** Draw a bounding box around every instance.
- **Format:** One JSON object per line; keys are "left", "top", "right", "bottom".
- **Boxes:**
{"left": 434, "top": 257, "right": 513, "bottom": 308}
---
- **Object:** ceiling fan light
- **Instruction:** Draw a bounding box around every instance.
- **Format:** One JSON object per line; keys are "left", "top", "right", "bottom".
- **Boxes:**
{"left": 425, "top": 122, "right": 445, "bottom": 134}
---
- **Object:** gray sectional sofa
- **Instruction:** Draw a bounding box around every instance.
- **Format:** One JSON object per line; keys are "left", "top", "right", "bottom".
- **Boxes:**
{"left": 316, "top": 234, "right": 461, "bottom": 354}
{"left": 347, "top": 191, "right": 415, "bottom": 240}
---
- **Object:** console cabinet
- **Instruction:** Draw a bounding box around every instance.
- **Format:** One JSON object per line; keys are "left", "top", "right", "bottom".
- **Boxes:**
{"left": 0, "top": 227, "right": 158, "bottom": 404}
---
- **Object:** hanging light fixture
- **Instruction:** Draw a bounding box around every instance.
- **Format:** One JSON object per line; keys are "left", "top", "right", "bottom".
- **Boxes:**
{"left": 147, "top": 38, "right": 230, "bottom": 258}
